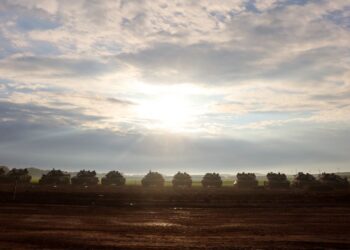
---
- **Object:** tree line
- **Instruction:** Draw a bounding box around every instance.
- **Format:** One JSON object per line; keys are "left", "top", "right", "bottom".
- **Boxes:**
{"left": 0, "top": 167, "right": 349, "bottom": 190}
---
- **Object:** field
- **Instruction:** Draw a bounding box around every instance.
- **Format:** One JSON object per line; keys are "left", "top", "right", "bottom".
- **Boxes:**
{"left": 0, "top": 185, "right": 349, "bottom": 249}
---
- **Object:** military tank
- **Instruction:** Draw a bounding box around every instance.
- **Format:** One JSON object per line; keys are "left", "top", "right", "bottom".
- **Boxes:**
{"left": 318, "top": 173, "right": 349, "bottom": 189}
{"left": 0, "top": 167, "right": 6, "bottom": 182}
{"left": 265, "top": 172, "right": 290, "bottom": 189}
{"left": 201, "top": 173, "right": 222, "bottom": 188}
{"left": 235, "top": 172, "right": 258, "bottom": 189}
{"left": 71, "top": 170, "right": 99, "bottom": 186}
{"left": 292, "top": 172, "right": 318, "bottom": 189}
{"left": 39, "top": 169, "right": 70, "bottom": 185}
{"left": 141, "top": 171, "right": 165, "bottom": 188}
{"left": 4, "top": 168, "right": 32, "bottom": 184}
{"left": 172, "top": 172, "right": 192, "bottom": 188}
{"left": 101, "top": 171, "right": 126, "bottom": 186}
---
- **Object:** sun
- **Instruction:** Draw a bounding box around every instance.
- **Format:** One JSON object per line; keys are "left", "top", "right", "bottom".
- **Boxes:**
{"left": 136, "top": 92, "right": 196, "bottom": 132}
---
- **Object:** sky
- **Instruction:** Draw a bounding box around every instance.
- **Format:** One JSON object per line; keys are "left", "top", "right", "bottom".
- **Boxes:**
{"left": 0, "top": 0, "right": 349, "bottom": 174}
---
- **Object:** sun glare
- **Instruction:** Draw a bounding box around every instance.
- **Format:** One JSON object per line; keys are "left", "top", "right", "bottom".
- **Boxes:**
{"left": 135, "top": 86, "right": 200, "bottom": 132}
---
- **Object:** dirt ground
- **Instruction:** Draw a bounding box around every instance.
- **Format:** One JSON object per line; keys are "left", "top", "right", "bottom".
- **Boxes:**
{"left": 0, "top": 203, "right": 349, "bottom": 249}
{"left": 0, "top": 186, "right": 349, "bottom": 249}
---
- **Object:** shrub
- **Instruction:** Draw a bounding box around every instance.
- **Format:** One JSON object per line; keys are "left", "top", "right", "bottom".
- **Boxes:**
{"left": 201, "top": 173, "right": 222, "bottom": 188}
{"left": 235, "top": 172, "right": 258, "bottom": 188}
{"left": 172, "top": 172, "right": 192, "bottom": 188}
{"left": 39, "top": 169, "right": 70, "bottom": 185}
{"left": 101, "top": 171, "right": 126, "bottom": 186}
{"left": 71, "top": 170, "right": 99, "bottom": 186}
{"left": 318, "top": 173, "right": 349, "bottom": 189}
{"left": 266, "top": 172, "right": 290, "bottom": 189}
{"left": 141, "top": 171, "right": 165, "bottom": 188}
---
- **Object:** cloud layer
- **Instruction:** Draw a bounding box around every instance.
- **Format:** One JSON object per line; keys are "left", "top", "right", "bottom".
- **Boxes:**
{"left": 0, "top": 0, "right": 349, "bottom": 172}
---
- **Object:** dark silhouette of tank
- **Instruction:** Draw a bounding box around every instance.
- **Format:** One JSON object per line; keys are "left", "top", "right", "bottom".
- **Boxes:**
{"left": 172, "top": 172, "right": 192, "bottom": 188}
{"left": 235, "top": 172, "right": 258, "bottom": 188}
{"left": 71, "top": 170, "right": 99, "bottom": 186}
{"left": 0, "top": 166, "right": 8, "bottom": 174}
{"left": 0, "top": 167, "right": 6, "bottom": 182}
{"left": 318, "top": 173, "right": 349, "bottom": 189}
{"left": 4, "top": 168, "right": 32, "bottom": 184}
{"left": 141, "top": 171, "right": 165, "bottom": 187}
{"left": 292, "top": 172, "right": 318, "bottom": 189}
{"left": 265, "top": 172, "right": 290, "bottom": 189}
{"left": 201, "top": 173, "right": 222, "bottom": 188}
{"left": 101, "top": 171, "right": 126, "bottom": 186}
{"left": 39, "top": 169, "right": 70, "bottom": 185}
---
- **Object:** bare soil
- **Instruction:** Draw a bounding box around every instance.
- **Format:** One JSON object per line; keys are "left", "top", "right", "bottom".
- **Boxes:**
{"left": 0, "top": 186, "right": 349, "bottom": 249}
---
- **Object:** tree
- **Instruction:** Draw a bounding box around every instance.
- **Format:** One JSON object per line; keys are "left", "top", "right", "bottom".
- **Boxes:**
{"left": 292, "top": 172, "right": 318, "bottom": 189}
{"left": 172, "top": 172, "right": 192, "bottom": 188}
{"left": 5, "top": 168, "right": 32, "bottom": 184}
{"left": 265, "top": 172, "right": 290, "bottom": 189}
{"left": 39, "top": 169, "right": 70, "bottom": 185}
{"left": 71, "top": 170, "right": 99, "bottom": 186}
{"left": 141, "top": 171, "right": 165, "bottom": 188}
{"left": 201, "top": 173, "right": 222, "bottom": 188}
{"left": 318, "top": 173, "right": 349, "bottom": 189}
{"left": 235, "top": 172, "right": 258, "bottom": 188}
{"left": 101, "top": 171, "right": 126, "bottom": 186}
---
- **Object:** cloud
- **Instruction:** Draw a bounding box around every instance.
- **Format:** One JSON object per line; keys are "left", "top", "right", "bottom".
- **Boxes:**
{"left": 119, "top": 43, "right": 265, "bottom": 85}
{"left": 0, "top": 100, "right": 104, "bottom": 128}
{"left": 0, "top": 82, "right": 137, "bottom": 132}
{"left": 0, "top": 56, "right": 120, "bottom": 79}
{"left": 0, "top": 121, "right": 349, "bottom": 173}
{"left": 17, "top": 14, "right": 60, "bottom": 31}
{"left": 1, "top": 0, "right": 349, "bottom": 87}
{"left": 0, "top": 0, "right": 349, "bottom": 172}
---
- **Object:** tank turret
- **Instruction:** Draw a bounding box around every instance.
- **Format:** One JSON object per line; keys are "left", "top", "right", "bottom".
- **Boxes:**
{"left": 101, "top": 171, "right": 126, "bottom": 186}
{"left": 235, "top": 172, "right": 258, "bottom": 188}
{"left": 71, "top": 170, "right": 99, "bottom": 186}
{"left": 201, "top": 173, "right": 222, "bottom": 188}
{"left": 39, "top": 169, "right": 70, "bottom": 185}
{"left": 141, "top": 171, "right": 165, "bottom": 188}
{"left": 318, "top": 173, "right": 349, "bottom": 189}
{"left": 292, "top": 172, "right": 318, "bottom": 189}
{"left": 172, "top": 172, "right": 192, "bottom": 188}
{"left": 5, "top": 168, "right": 32, "bottom": 184}
{"left": 265, "top": 172, "right": 290, "bottom": 189}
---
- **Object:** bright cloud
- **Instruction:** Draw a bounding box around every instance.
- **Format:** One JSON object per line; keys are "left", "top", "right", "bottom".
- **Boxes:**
{"left": 0, "top": 0, "right": 349, "bottom": 172}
